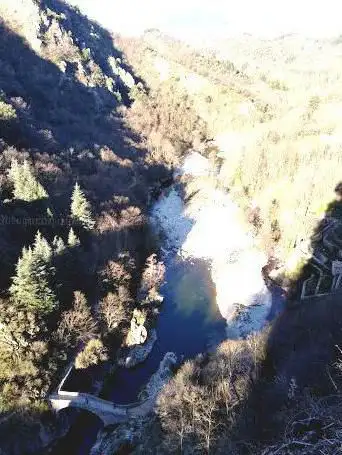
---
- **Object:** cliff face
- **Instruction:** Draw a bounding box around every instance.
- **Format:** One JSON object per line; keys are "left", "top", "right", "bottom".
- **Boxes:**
{"left": 0, "top": 0, "right": 138, "bottom": 151}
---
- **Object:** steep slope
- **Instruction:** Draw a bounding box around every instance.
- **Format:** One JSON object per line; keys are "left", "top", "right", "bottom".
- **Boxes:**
{"left": 0, "top": 0, "right": 138, "bottom": 150}
{"left": 0, "top": 2, "right": 170, "bottom": 454}
{"left": 95, "top": 29, "right": 342, "bottom": 455}
{"left": 2, "top": 5, "right": 342, "bottom": 455}
{"left": 119, "top": 30, "right": 342, "bottom": 270}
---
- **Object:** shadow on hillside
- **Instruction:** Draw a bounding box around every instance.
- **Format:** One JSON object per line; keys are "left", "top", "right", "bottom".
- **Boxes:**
{"left": 0, "top": 3, "right": 136, "bottom": 154}
{"left": 235, "top": 183, "right": 342, "bottom": 448}
{"left": 0, "top": 6, "right": 171, "bottom": 286}
{"left": 0, "top": 14, "right": 170, "bottom": 200}
{"left": 42, "top": 0, "right": 137, "bottom": 96}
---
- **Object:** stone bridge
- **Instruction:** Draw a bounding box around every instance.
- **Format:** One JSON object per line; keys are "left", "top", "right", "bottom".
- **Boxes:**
{"left": 48, "top": 364, "right": 155, "bottom": 426}
{"left": 49, "top": 391, "right": 154, "bottom": 426}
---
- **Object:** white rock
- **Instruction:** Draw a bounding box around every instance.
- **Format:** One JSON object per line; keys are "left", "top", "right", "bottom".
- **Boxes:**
{"left": 138, "top": 352, "right": 177, "bottom": 400}
{"left": 181, "top": 152, "right": 210, "bottom": 177}
{"left": 150, "top": 151, "right": 272, "bottom": 338}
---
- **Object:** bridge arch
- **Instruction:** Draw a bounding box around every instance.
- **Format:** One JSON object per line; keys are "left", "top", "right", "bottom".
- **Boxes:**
{"left": 49, "top": 391, "right": 154, "bottom": 426}
{"left": 55, "top": 405, "right": 104, "bottom": 428}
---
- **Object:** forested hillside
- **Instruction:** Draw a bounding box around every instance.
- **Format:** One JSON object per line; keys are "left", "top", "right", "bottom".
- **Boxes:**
{"left": 107, "top": 29, "right": 342, "bottom": 455}
{"left": 119, "top": 30, "right": 342, "bottom": 273}
{"left": 0, "top": 1, "right": 172, "bottom": 452}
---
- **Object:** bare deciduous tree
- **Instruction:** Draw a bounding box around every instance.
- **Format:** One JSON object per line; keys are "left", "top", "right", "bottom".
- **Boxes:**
{"left": 56, "top": 291, "right": 98, "bottom": 347}
{"left": 98, "top": 287, "right": 131, "bottom": 333}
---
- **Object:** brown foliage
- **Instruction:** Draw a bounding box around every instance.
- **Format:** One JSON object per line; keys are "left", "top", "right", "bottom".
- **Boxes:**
{"left": 138, "top": 254, "right": 165, "bottom": 304}
{"left": 55, "top": 291, "right": 98, "bottom": 348}
{"left": 99, "top": 146, "right": 133, "bottom": 167}
{"left": 100, "top": 254, "right": 135, "bottom": 292}
{"left": 119, "top": 206, "right": 144, "bottom": 228}
{"left": 126, "top": 79, "right": 207, "bottom": 164}
{"left": 141, "top": 254, "right": 165, "bottom": 291}
{"left": 157, "top": 337, "right": 263, "bottom": 454}
{"left": 98, "top": 287, "right": 132, "bottom": 333}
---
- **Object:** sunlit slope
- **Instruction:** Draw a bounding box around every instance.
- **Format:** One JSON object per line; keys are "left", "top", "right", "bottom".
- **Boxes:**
{"left": 119, "top": 30, "right": 342, "bottom": 264}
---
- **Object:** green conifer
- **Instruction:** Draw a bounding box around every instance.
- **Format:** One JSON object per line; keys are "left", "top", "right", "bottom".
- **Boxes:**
{"left": 8, "top": 160, "right": 48, "bottom": 202}
{"left": 33, "top": 231, "right": 52, "bottom": 262}
{"left": 52, "top": 236, "right": 66, "bottom": 254}
{"left": 10, "top": 246, "right": 57, "bottom": 314}
{"left": 70, "top": 182, "right": 95, "bottom": 230}
{"left": 68, "top": 227, "right": 80, "bottom": 247}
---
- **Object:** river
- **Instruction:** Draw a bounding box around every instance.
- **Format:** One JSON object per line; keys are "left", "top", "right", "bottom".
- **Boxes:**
{"left": 47, "top": 152, "right": 285, "bottom": 454}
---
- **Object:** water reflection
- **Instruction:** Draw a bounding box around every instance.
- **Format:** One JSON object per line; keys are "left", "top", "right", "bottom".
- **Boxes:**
{"left": 102, "top": 255, "right": 226, "bottom": 404}
{"left": 163, "top": 257, "right": 222, "bottom": 324}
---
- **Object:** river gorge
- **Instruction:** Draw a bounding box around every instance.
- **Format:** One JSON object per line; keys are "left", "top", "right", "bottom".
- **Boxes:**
{"left": 48, "top": 151, "right": 285, "bottom": 455}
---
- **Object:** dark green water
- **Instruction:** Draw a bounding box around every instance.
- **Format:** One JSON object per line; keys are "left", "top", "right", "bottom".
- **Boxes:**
{"left": 48, "top": 256, "right": 227, "bottom": 455}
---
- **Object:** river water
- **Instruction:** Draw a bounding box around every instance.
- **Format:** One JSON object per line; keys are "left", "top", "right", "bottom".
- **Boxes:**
{"left": 48, "top": 152, "right": 285, "bottom": 454}
{"left": 48, "top": 254, "right": 227, "bottom": 455}
{"left": 102, "top": 256, "right": 227, "bottom": 404}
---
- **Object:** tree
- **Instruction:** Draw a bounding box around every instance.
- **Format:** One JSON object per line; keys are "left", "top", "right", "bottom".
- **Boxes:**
{"left": 52, "top": 236, "right": 66, "bottom": 254}
{"left": 55, "top": 291, "right": 97, "bottom": 347}
{"left": 157, "top": 339, "right": 256, "bottom": 453}
{"left": 68, "top": 227, "right": 80, "bottom": 247}
{"left": 70, "top": 182, "right": 95, "bottom": 230}
{"left": 0, "top": 298, "right": 50, "bottom": 412}
{"left": 10, "top": 233, "right": 57, "bottom": 314}
{"left": 0, "top": 100, "right": 16, "bottom": 120}
{"left": 75, "top": 339, "right": 108, "bottom": 369}
{"left": 141, "top": 254, "right": 165, "bottom": 291}
{"left": 10, "top": 247, "right": 57, "bottom": 314}
{"left": 34, "top": 231, "right": 52, "bottom": 262}
{"left": 138, "top": 254, "right": 165, "bottom": 304}
{"left": 8, "top": 160, "right": 48, "bottom": 202}
{"left": 98, "top": 288, "right": 131, "bottom": 333}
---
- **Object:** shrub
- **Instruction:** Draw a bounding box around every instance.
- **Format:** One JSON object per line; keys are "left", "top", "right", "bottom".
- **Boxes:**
{"left": 75, "top": 339, "right": 108, "bottom": 369}
{"left": 0, "top": 100, "right": 16, "bottom": 120}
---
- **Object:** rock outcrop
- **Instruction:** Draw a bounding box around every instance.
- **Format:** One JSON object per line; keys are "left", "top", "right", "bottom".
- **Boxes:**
{"left": 139, "top": 352, "right": 177, "bottom": 400}
{"left": 118, "top": 329, "right": 157, "bottom": 368}
{"left": 126, "top": 309, "right": 148, "bottom": 347}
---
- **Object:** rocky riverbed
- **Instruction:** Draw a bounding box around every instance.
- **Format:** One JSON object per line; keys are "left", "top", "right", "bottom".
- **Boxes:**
{"left": 89, "top": 150, "right": 284, "bottom": 454}
{"left": 151, "top": 151, "right": 273, "bottom": 338}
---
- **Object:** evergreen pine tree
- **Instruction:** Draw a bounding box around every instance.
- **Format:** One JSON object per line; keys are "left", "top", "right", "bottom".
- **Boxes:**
{"left": 52, "top": 236, "right": 66, "bottom": 254}
{"left": 33, "top": 230, "right": 52, "bottom": 262}
{"left": 10, "top": 246, "right": 57, "bottom": 314}
{"left": 8, "top": 160, "right": 48, "bottom": 202}
{"left": 68, "top": 227, "right": 80, "bottom": 247}
{"left": 70, "top": 182, "right": 95, "bottom": 230}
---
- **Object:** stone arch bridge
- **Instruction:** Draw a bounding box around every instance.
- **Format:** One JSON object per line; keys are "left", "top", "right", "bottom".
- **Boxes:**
{"left": 48, "top": 365, "right": 155, "bottom": 426}
{"left": 49, "top": 391, "right": 154, "bottom": 426}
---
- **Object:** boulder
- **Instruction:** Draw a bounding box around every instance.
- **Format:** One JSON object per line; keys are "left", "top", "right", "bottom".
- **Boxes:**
{"left": 126, "top": 309, "right": 148, "bottom": 347}
{"left": 118, "top": 329, "right": 157, "bottom": 368}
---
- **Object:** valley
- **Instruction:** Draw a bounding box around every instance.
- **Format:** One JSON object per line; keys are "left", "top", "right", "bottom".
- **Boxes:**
{"left": 1, "top": 1, "right": 342, "bottom": 455}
